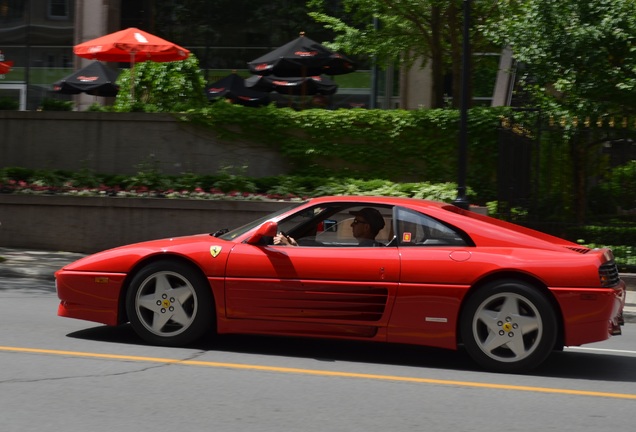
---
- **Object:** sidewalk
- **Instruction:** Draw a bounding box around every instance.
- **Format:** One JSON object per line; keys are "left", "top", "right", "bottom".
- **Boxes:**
{"left": 1, "top": 247, "right": 635, "bottom": 323}
{"left": 0, "top": 247, "right": 87, "bottom": 280}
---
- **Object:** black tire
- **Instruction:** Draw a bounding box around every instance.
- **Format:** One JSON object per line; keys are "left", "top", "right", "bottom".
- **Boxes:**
{"left": 126, "top": 260, "right": 214, "bottom": 346}
{"left": 460, "top": 280, "right": 557, "bottom": 373}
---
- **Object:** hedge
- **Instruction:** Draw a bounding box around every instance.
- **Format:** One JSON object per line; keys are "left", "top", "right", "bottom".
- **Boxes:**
{"left": 184, "top": 103, "right": 511, "bottom": 204}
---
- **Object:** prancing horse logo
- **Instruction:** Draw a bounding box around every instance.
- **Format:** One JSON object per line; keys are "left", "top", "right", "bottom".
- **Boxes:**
{"left": 210, "top": 245, "right": 222, "bottom": 258}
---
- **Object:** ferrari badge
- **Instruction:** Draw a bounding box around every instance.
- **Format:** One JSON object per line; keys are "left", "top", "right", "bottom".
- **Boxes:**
{"left": 210, "top": 245, "right": 222, "bottom": 258}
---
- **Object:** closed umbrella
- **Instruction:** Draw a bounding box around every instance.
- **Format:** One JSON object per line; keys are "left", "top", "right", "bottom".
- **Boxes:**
{"left": 206, "top": 72, "right": 270, "bottom": 107}
{"left": 53, "top": 61, "right": 120, "bottom": 97}
{"left": 245, "top": 74, "right": 338, "bottom": 96}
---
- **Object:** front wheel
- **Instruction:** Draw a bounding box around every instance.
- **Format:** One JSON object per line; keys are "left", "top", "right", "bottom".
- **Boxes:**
{"left": 126, "top": 260, "right": 214, "bottom": 346}
{"left": 460, "top": 280, "right": 557, "bottom": 373}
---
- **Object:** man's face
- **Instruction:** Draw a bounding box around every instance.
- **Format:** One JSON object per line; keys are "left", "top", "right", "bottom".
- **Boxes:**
{"left": 351, "top": 217, "right": 372, "bottom": 240}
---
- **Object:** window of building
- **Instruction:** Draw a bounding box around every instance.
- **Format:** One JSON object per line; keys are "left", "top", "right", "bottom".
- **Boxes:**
{"left": 48, "top": 0, "right": 69, "bottom": 20}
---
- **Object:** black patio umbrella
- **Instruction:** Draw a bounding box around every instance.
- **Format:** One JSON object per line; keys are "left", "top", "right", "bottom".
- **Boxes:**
{"left": 247, "top": 32, "right": 355, "bottom": 77}
{"left": 53, "top": 61, "right": 120, "bottom": 97}
{"left": 245, "top": 74, "right": 338, "bottom": 96}
{"left": 206, "top": 72, "right": 270, "bottom": 107}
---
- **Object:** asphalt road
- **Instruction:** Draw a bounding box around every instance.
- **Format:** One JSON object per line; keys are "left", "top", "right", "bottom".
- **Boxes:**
{"left": 1, "top": 276, "right": 636, "bottom": 432}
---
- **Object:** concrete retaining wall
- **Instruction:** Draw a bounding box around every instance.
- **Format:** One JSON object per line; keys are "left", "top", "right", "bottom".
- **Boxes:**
{"left": 0, "top": 195, "right": 290, "bottom": 253}
{"left": 0, "top": 111, "right": 288, "bottom": 177}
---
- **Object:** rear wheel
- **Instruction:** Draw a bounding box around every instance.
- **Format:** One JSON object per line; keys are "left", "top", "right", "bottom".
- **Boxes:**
{"left": 126, "top": 260, "right": 214, "bottom": 346}
{"left": 460, "top": 280, "right": 557, "bottom": 373}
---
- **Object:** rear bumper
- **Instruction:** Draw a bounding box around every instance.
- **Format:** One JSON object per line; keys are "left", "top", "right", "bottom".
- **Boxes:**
{"left": 610, "top": 281, "right": 626, "bottom": 335}
{"left": 552, "top": 280, "right": 626, "bottom": 346}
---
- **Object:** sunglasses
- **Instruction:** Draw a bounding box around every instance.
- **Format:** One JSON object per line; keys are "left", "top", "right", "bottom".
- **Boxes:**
{"left": 352, "top": 219, "right": 368, "bottom": 225}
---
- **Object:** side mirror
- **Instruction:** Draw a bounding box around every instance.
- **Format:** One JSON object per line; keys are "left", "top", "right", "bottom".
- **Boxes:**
{"left": 247, "top": 221, "right": 278, "bottom": 245}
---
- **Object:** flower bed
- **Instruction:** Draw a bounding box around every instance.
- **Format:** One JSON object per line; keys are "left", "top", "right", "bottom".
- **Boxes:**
{"left": 0, "top": 179, "right": 304, "bottom": 202}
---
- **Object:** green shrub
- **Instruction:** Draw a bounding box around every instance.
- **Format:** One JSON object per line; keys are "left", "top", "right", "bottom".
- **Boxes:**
{"left": 1, "top": 167, "right": 34, "bottom": 181}
{"left": 567, "top": 224, "right": 636, "bottom": 246}
{"left": 86, "top": 103, "right": 112, "bottom": 112}
{"left": 40, "top": 98, "right": 73, "bottom": 111}
{"left": 186, "top": 103, "right": 507, "bottom": 204}
{"left": 114, "top": 54, "right": 207, "bottom": 112}
{"left": 591, "top": 160, "right": 636, "bottom": 214}
{"left": 0, "top": 96, "right": 19, "bottom": 110}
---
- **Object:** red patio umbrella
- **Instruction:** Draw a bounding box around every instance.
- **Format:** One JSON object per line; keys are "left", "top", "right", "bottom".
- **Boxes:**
{"left": 0, "top": 60, "right": 13, "bottom": 75}
{"left": 73, "top": 27, "right": 190, "bottom": 99}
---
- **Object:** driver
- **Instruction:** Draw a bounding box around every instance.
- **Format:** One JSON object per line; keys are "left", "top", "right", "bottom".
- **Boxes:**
{"left": 273, "top": 207, "right": 385, "bottom": 247}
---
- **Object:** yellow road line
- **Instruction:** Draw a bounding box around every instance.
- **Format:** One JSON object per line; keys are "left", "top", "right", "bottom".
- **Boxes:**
{"left": 2, "top": 345, "right": 635, "bottom": 400}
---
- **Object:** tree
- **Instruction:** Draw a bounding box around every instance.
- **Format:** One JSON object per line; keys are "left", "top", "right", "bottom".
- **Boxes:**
{"left": 484, "top": 0, "right": 636, "bottom": 224}
{"left": 307, "top": 0, "right": 501, "bottom": 108}
{"left": 483, "top": 0, "right": 636, "bottom": 114}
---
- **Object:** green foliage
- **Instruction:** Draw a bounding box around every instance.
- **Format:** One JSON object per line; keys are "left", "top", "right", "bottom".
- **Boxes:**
{"left": 187, "top": 103, "right": 507, "bottom": 203}
{"left": 307, "top": 0, "right": 503, "bottom": 108}
{"left": 0, "top": 165, "right": 468, "bottom": 202}
{"left": 0, "top": 97, "right": 19, "bottom": 110}
{"left": 114, "top": 54, "right": 207, "bottom": 112}
{"left": 126, "top": 157, "right": 171, "bottom": 190}
{"left": 69, "top": 166, "right": 102, "bottom": 188}
{"left": 592, "top": 160, "right": 636, "bottom": 213}
{"left": 40, "top": 98, "right": 73, "bottom": 111}
{"left": 608, "top": 244, "right": 636, "bottom": 271}
{"left": 1, "top": 167, "right": 33, "bottom": 181}
{"left": 86, "top": 102, "right": 112, "bottom": 112}
{"left": 586, "top": 243, "right": 636, "bottom": 272}
{"left": 212, "top": 166, "right": 257, "bottom": 193}
{"left": 483, "top": 0, "right": 636, "bottom": 113}
{"left": 498, "top": 108, "right": 636, "bottom": 225}
{"left": 30, "top": 169, "right": 68, "bottom": 188}
{"left": 569, "top": 224, "right": 636, "bottom": 247}
{"left": 567, "top": 212, "right": 636, "bottom": 272}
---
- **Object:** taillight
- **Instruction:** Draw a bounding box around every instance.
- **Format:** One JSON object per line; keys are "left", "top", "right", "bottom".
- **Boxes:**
{"left": 599, "top": 260, "right": 620, "bottom": 287}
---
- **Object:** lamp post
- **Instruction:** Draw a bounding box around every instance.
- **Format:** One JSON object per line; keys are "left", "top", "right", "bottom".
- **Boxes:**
{"left": 453, "top": 0, "right": 471, "bottom": 210}
{"left": 370, "top": 16, "right": 379, "bottom": 109}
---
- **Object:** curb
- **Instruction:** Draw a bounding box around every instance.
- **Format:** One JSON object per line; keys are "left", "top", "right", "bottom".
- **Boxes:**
{"left": 0, "top": 267, "right": 58, "bottom": 281}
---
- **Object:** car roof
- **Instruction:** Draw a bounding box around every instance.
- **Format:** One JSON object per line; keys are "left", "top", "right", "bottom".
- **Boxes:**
{"left": 303, "top": 196, "right": 581, "bottom": 251}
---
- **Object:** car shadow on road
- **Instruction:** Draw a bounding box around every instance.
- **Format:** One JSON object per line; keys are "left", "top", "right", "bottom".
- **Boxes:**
{"left": 534, "top": 349, "right": 636, "bottom": 381}
{"left": 67, "top": 324, "right": 477, "bottom": 371}
{"left": 67, "top": 324, "right": 636, "bottom": 382}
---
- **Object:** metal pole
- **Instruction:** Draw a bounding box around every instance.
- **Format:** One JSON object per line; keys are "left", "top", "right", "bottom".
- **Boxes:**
{"left": 453, "top": 0, "right": 471, "bottom": 210}
{"left": 369, "top": 17, "right": 379, "bottom": 109}
{"left": 25, "top": 0, "right": 32, "bottom": 110}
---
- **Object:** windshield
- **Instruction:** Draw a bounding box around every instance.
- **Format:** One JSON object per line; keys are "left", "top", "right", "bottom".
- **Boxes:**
{"left": 217, "top": 202, "right": 304, "bottom": 241}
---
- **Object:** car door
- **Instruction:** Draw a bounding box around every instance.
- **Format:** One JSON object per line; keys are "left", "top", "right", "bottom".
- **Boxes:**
{"left": 224, "top": 204, "right": 400, "bottom": 332}
{"left": 386, "top": 206, "right": 474, "bottom": 349}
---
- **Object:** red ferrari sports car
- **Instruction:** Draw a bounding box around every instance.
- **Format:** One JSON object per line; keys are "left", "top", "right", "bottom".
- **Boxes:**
{"left": 56, "top": 196, "right": 626, "bottom": 372}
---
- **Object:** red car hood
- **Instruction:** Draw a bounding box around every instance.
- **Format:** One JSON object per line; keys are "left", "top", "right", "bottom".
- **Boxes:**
{"left": 56, "top": 234, "right": 230, "bottom": 274}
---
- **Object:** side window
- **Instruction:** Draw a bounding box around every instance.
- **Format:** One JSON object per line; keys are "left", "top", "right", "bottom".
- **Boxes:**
{"left": 277, "top": 204, "right": 394, "bottom": 247}
{"left": 395, "top": 207, "right": 467, "bottom": 247}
